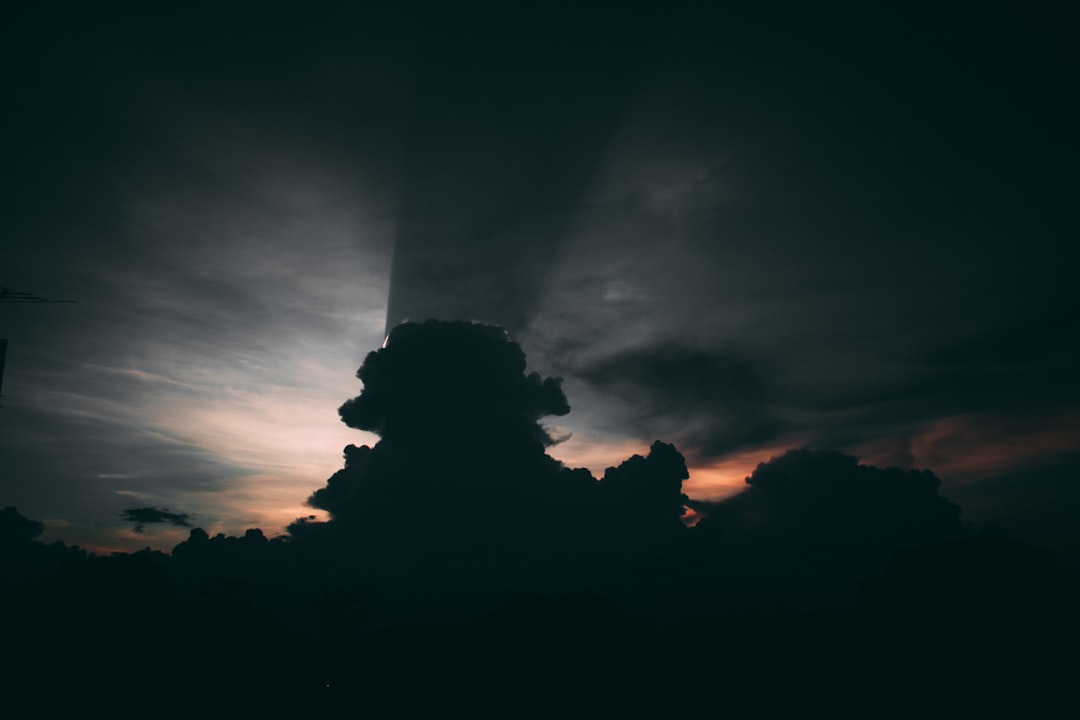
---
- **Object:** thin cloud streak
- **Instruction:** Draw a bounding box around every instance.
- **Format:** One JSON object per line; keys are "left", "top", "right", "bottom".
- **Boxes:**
{"left": 855, "top": 410, "right": 1080, "bottom": 486}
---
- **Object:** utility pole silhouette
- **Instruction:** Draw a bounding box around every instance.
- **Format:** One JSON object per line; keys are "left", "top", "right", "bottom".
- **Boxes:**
{"left": 0, "top": 287, "right": 76, "bottom": 406}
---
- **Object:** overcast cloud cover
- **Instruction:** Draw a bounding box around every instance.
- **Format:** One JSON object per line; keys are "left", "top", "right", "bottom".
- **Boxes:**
{"left": 1, "top": 3, "right": 1078, "bottom": 553}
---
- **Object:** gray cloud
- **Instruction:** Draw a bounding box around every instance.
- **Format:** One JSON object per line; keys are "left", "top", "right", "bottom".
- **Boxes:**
{"left": 574, "top": 343, "right": 781, "bottom": 459}
{"left": 121, "top": 506, "right": 193, "bottom": 533}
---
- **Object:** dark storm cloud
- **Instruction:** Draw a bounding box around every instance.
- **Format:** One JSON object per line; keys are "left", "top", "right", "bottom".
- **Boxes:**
{"left": 288, "top": 322, "right": 977, "bottom": 618}
{"left": 339, "top": 320, "right": 568, "bottom": 443}
{"left": 307, "top": 322, "right": 583, "bottom": 531}
{"left": 303, "top": 444, "right": 373, "bottom": 524}
{"left": 600, "top": 440, "right": 689, "bottom": 527}
{"left": 518, "top": 2, "right": 1079, "bottom": 478}
{"left": 561, "top": 299, "right": 1078, "bottom": 494}
{"left": 314, "top": 321, "right": 573, "bottom": 499}
{"left": 770, "top": 307, "right": 1080, "bottom": 460}
{"left": 286, "top": 322, "right": 695, "bottom": 614}
{"left": 683, "top": 449, "right": 969, "bottom": 609}
{"left": 576, "top": 343, "right": 781, "bottom": 458}
{"left": 691, "top": 449, "right": 964, "bottom": 549}
{"left": 915, "top": 309, "right": 1080, "bottom": 414}
{"left": 122, "top": 507, "right": 193, "bottom": 534}
{"left": 797, "top": 306, "right": 1080, "bottom": 419}
{"left": 540, "top": 252, "right": 1080, "bottom": 465}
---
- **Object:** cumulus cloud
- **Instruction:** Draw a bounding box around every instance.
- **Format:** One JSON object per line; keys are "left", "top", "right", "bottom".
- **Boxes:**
{"left": 339, "top": 320, "right": 569, "bottom": 444}
{"left": 304, "top": 321, "right": 587, "bottom": 555}
{"left": 600, "top": 440, "right": 689, "bottom": 528}
{"left": 695, "top": 451, "right": 967, "bottom": 561}
{"left": 284, "top": 321, "right": 700, "bottom": 610}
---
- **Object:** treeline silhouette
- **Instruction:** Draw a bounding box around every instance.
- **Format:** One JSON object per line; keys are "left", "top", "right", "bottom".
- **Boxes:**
{"left": 3, "top": 321, "right": 1077, "bottom": 711}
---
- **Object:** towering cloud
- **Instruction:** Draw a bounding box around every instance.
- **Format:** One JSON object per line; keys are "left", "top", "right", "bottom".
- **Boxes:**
{"left": 280, "top": 321, "right": 981, "bottom": 616}
{"left": 292, "top": 320, "right": 695, "bottom": 610}
{"left": 339, "top": 320, "right": 568, "bottom": 446}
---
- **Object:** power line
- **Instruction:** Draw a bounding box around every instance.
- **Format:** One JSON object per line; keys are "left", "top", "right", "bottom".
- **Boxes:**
{"left": 0, "top": 287, "right": 77, "bottom": 406}
{"left": 0, "top": 287, "right": 77, "bottom": 303}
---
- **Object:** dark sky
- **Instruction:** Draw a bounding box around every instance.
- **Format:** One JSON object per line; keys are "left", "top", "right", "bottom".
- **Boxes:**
{"left": 2, "top": 3, "right": 1077, "bottom": 553}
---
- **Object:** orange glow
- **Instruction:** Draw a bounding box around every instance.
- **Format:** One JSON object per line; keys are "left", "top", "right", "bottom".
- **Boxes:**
{"left": 551, "top": 432, "right": 799, "bottom": 504}
{"left": 73, "top": 526, "right": 190, "bottom": 556}
{"left": 683, "top": 442, "right": 798, "bottom": 501}
{"left": 854, "top": 410, "right": 1080, "bottom": 485}
{"left": 549, "top": 433, "right": 652, "bottom": 478}
{"left": 681, "top": 505, "right": 704, "bottom": 527}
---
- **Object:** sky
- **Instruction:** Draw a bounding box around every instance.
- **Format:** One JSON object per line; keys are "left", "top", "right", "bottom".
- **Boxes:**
{"left": 2, "top": 3, "right": 1077, "bottom": 555}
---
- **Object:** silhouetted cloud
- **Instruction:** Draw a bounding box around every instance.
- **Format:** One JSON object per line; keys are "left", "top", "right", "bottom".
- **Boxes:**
{"left": 339, "top": 320, "right": 569, "bottom": 444}
{"left": 278, "top": 321, "right": 703, "bottom": 616}
{"left": 601, "top": 440, "right": 689, "bottom": 527}
{"left": 687, "top": 449, "right": 967, "bottom": 604}
{"left": 304, "top": 444, "right": 374, "bottom": 523}
{"left": 289, "top": 322, "right": 984, "bottom": 620}
{"left": 694, "top": 449, "right": 963, "bottom": 543}
{"left": 122, "top": 506, "right": 193, "bottom": 533}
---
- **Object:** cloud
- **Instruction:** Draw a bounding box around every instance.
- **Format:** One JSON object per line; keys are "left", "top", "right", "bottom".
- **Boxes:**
{"left": 695, "top": 451, "right": 967, "bottom": 561}
{"left": 575, "top": 342, "right": 781, "bottom": 458}
{"left": 279, "top": 321, "right": 705, "bottom": 614}
{"left": 339, "top": 320, "right": 569, "bottom": 444}
{"left": 291, "top": 322, "right": 982, "bottom": 618}
{"left": 121, "top": 506, "right": 193, "bottom": 534}
{"left": 600, "top": 440, "right": 689, "bottom": 528}
{"left": 310, "top": 322, "right": 584, "bottom": 543}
